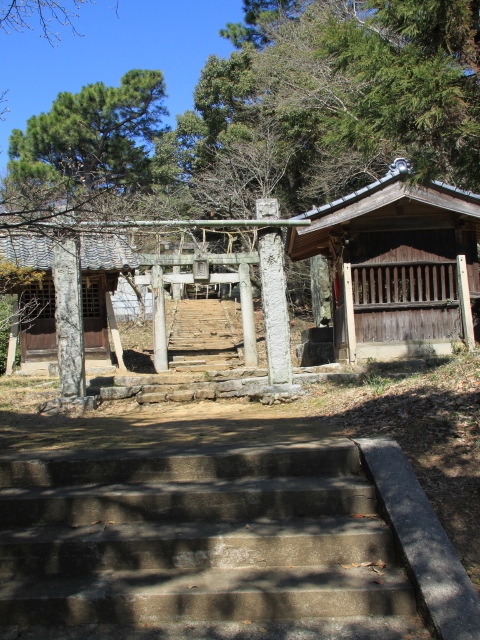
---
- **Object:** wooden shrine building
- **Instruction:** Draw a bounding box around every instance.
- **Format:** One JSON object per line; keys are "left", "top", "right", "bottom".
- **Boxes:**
{"left": 0, "top": 233, "right": 138, "bottom": 374}
{"left": 287, "top": 159, "right": 479, "bottom": 363}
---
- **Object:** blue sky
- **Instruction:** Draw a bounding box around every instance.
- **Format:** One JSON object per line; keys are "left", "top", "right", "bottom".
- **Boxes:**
{"left": 0, "top": 0, "right": 243, "bottom": 173}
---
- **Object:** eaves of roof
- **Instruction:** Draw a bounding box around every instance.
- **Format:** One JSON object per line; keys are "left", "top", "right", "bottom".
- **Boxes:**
{"left": 286, "top": 158, "right": 480, "bottom": 261}
{"left": 0, "top": 233, "right": 139, "bottom": 271}
{"left": 290, "top": 158, "right": 480, "bottom": 225}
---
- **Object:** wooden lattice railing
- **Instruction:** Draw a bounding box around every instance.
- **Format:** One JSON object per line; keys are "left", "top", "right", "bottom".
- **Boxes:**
{"left": 351, "top": 261, "right": 458, "bottom": 308}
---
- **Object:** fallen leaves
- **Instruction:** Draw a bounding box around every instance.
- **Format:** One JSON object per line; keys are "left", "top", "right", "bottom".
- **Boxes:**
{"left": 363, "top": 559, "right": 387, "bottom": 569}
{"left": 340, "top": 559, "right": 387, "bottom": 577}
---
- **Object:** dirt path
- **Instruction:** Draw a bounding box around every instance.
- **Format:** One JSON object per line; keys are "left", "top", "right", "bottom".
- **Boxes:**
{"left": 0, "top": 397, "right": 334, "bottom": 452}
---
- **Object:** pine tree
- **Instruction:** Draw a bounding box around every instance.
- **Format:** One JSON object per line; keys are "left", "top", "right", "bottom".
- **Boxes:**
{"left": 8, "top": 69, "right": 168, "bottom": 192}
{"left": 220, "top": 0, "right": 305, "bottom": 48}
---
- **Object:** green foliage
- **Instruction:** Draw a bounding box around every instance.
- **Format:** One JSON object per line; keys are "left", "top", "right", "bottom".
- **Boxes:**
{"left": 8, "top": 69, "right": 168, "bottom": 192}
{"left": 364, "top": 372, "right": 393, "bottom": 396}
{"left": 220, "top": 0, "right": 307, "bottom": 49}
{"left": 193, "top": 51, "right": 257, "bottom": 143}
{"left": 156, "top": 0, "right": 480, "bottom": 228}
{"left": 367, "top": 0, "right": 480, "bottom": 67}
{"left": 317, "top": 2, "right": 480, "bottom": 187}
{"left": 0, "top": 296, "right": 16, "bottom": 375}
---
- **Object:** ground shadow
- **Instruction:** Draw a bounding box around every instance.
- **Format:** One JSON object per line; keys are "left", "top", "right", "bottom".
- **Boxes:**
{"left": 0, "top": 383, "right": 477, "bottom": 634}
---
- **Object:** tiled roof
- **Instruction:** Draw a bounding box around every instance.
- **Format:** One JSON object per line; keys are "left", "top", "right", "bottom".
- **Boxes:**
{"left": 290, "top": 158, "right": 480, "bottom": 222}
{"left": 0, "top": 233, "right": 139, "bottom": 271}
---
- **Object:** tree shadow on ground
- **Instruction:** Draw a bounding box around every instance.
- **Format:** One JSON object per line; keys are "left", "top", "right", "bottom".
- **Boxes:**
{"left": 0, "top": 381, "right": 477, "bottom": 635}
{"left": 0, "top": 401, "right": 432, "bottom": 638}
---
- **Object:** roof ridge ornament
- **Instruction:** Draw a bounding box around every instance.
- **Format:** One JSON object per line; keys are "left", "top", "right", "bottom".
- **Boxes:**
{"left": 387, "top": 158, "right": 413, "bottom": 176}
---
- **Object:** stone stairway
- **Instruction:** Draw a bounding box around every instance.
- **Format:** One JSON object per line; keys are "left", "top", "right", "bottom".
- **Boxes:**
{"left": 168, "top": 299, "right": 241, "bottom": 371}
{"left": 0, "top": 441, "right": 429, "bottom": 637}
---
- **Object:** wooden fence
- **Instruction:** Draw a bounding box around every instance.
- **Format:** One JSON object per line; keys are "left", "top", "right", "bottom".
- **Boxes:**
{"left": 351, "top": 261, "right": 458, "bottom": 308}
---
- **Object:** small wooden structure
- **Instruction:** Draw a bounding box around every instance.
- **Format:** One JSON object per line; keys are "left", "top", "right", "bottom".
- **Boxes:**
{"left": 0, "top": 233, "right": 138, "bottom": 374}
{"left": 287, "top": 159, "right": 479, "bottom": 362}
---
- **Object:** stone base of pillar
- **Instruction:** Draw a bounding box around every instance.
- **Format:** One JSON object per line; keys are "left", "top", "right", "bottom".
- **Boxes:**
{"left": 39, "top": 396, "right": 99, "bottom": 416}
{"left": 257, "top": 383, "right": 303, "bottom": 405}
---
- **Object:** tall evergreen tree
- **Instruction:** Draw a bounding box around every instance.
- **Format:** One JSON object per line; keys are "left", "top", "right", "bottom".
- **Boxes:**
{"left": 8, "top": 69, "right": 168, "bottom": 192}
{"left": 220, "top": 0, "right": 306, "bottom": 48}
{"left": 317, "top": 0, "right": 480, "bottom": 186}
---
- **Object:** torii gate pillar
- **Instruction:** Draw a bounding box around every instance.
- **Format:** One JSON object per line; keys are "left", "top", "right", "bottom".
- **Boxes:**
{"left": 52, "top": 235, "right": 86, "bottom": 398}
{"left": 256, "top": 199, "right": 296, "bottom": 390}
{"left": 238, "top": 262, "right": 258, "bottom": 367}
{"left": 152, "top": 265, "right": 169, "bottom": 372}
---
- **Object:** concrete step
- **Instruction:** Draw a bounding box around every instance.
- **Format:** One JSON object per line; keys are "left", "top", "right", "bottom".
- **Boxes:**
{"left": 168, "top": 341, "right": 236, "bottom": 348}
{"left": 172, "top": 354, "right": 239, "bottom": 362}
{"left": 172, "top": 363, "right": 238, "bottom": 372}
{"left": 168, "top": 300, "right": 238, "bottom": 358}
{"left": 0, "top": 476, "right": 377, "bottom": 527}
{"left": 0, "top": 566, "right": 416, "bottom": 626}
{"left": 0, "top": 442, "right": 430, "bottom": 634}
{"left": 0, "top": 616, "right": 430, "bottom": 640}
{"left": 168, "top": 343, "right": 236, "bottom": 348}
{"left": 0, "top": 517, "right": 394, "bottom": 578}
{"left": 0, "top": 442, "right": 363, "bottom": 487}
{"left": 168, "top": 360, "right": 241, "bottom": 369}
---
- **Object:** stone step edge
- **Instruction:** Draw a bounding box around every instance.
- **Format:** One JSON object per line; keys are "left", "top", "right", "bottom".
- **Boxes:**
{"left": 0, "top": 438, "right": 357, "bottom": 463}
{"left": 0, "top": 440, "right": 364, "bottom": 485}
{"left": 0, "top": 615, "right": 430, "bottom": 640}
{"left": 0, "top": 478, "right": 377, "bottom": 526}
{"left": 0, "top": 566, "right": 417, "bottom": 625}
{"left": 0, "top": 475, "right": 376, "bottom": 498}
{"left": 0, "top": 519, "right": 396, "bottom": 577}
{"left": 97, "top": 371, "right": 361, "bottom": 402}
{"left": 0, "top": 516, "right": 391, "bottom": 546}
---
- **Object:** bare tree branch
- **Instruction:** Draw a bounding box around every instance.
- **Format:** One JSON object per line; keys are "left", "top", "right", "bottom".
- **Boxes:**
{"left": 0, "top": 0, "right": 98, "bottom": 43}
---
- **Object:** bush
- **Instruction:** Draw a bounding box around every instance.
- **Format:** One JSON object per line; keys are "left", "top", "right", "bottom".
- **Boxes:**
{"left": 0, "top": 296, "right": 17, "bottom": 375}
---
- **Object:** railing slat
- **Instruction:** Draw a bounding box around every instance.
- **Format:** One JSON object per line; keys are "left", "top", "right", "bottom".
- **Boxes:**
{"left": 354, "top": 268, "right": 360, "bottom": 305}
{"left": 417, "top": 265, "right": 423, "bottom": 302}
{"left": 362, "top": 268, "right": 368, "bottom": 305}
{"left": 448, "top": 264, "right": 455, "bottom": 300}
{"left": 441, "top": 265, "right": 447, "bottom": 300}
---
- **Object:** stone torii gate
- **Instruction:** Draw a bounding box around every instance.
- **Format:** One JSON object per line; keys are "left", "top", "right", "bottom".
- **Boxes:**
{"left": 136, "top": 251, "right": 260, "bottom": 371}
{"left": 48, "top": 199, "right": 310, "bottom": 405}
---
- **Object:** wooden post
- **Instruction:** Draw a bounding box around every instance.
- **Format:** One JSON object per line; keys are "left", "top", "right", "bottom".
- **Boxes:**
{"left": 105, "top": 292, "right": 127, "bottom": 371}
{"left": 5, "top": 299, "right": 19, "bottom": 376}
{"left": 152, "top": 265, "right": 169, "bottom": 372}
{"left": 457, "top": 255, "right": 475, "bottom": 351}
{"left": 310, "top": 255, "right": 330, "bottom": 327}
{"left": 344, "top": 263, "right": 357, "bottom": 365}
